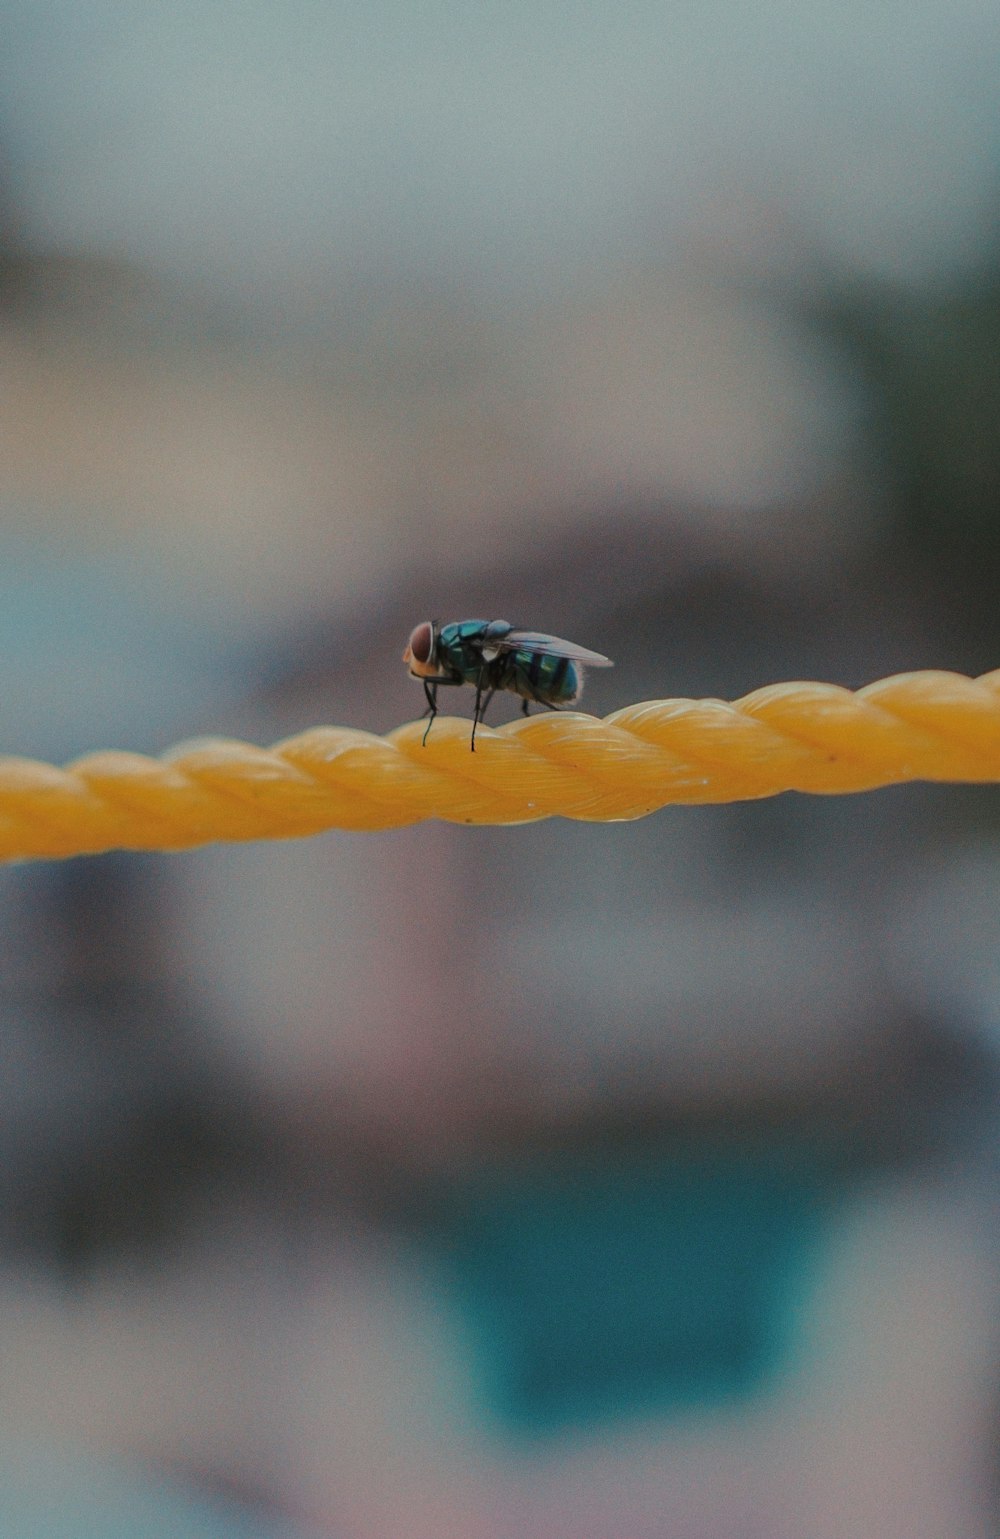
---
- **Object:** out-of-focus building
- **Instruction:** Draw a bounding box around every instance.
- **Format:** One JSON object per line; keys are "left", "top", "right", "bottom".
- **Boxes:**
{"left": 0, "top": 3, "right": 999, "bottom": 1535}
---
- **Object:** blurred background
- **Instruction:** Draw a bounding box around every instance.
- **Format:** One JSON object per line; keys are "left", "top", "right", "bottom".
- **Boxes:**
{"left": 1, "top": 2, "right": 1000, "bottom": 1535}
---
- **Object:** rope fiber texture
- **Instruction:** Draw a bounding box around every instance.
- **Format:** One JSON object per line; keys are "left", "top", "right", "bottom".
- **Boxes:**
{"left": 3, "top": 668, "right": 1000, "bottom": 860}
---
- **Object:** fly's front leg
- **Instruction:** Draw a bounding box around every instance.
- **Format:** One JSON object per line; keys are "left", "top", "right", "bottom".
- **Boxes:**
{"left": 419, "top": 674, "right": 464, "bottom": 746}
{"left": 421, "top": 680, "right": 439, "bottom": 746}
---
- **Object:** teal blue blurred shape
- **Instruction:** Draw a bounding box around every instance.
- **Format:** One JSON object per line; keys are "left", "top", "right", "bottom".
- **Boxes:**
{"left": 0, "top": 542, "right": 251, "bottom": 762}
{"left": 438, "top": 1141, "right": 828, "bottom": 1432}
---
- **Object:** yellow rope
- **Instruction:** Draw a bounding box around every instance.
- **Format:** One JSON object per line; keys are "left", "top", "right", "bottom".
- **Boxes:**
{"left": 1, "top": 667, "right": 999, "bottom": 860}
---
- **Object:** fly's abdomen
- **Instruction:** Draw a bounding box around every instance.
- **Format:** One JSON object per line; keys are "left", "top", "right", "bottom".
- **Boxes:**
{"left": 506, "top": 649, "right": 581, "bottom": 705}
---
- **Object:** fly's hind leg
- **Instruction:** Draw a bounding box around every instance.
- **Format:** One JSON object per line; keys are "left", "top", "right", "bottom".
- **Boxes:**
{"left": 471, "top": 669, "right": 490, "bottom": 752}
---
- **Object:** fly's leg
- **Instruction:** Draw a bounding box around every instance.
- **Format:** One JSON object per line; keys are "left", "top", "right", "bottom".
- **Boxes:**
{"left": 418, "top": 674, "right": 465, "bottom": 746}
{"left": 471, "top": 668, "right": 488, "bottom": 752}
{"left": 471, "top": 669, "right": 503, "bottom": 751}
{"left": 421, "top": 681, "right": 438, "bottom": 746}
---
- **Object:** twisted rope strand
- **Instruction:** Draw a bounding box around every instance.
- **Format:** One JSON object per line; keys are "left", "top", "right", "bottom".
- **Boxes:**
{"left": 1, "top": 668, "right": 999, "bottom": 860}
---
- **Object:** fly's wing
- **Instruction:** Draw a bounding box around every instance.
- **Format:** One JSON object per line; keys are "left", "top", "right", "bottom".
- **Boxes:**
{"left": 497, "top": 630, "right": 613, "bottom": 666}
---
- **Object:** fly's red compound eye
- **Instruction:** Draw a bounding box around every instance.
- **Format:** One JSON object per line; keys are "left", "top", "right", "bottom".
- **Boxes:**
{"left": 406, "top": 621, "right": 434, "bottom": 666}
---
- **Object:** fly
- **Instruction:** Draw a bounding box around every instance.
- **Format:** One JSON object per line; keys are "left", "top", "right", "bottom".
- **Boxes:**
{"left": 403, "top": 619, "right": 613, "bottom": 750}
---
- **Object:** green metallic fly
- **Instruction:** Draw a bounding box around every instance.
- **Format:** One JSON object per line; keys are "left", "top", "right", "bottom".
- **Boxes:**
{"left": 403, "top": 618, "right": 613, "bottom": 750}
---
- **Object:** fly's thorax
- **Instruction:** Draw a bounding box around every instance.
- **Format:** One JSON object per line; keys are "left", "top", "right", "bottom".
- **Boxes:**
{"left": 437, "top": 619, "right": 500, "bottom": 684}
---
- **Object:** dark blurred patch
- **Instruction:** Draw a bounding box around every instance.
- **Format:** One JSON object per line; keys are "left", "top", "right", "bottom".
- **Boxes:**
{"left": 0, "top": 856, "right": 268, "bottom": 1277}
{"left": 802, "top": 243, "right": 1000, "bottom": 668}
{"left": 0, "top": 246, "right": 244, "bottom": 343}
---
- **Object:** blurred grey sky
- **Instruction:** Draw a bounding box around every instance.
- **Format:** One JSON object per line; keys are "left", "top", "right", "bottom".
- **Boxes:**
{"left": 3, "top": 0, "right": 999, "bottom": 322}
